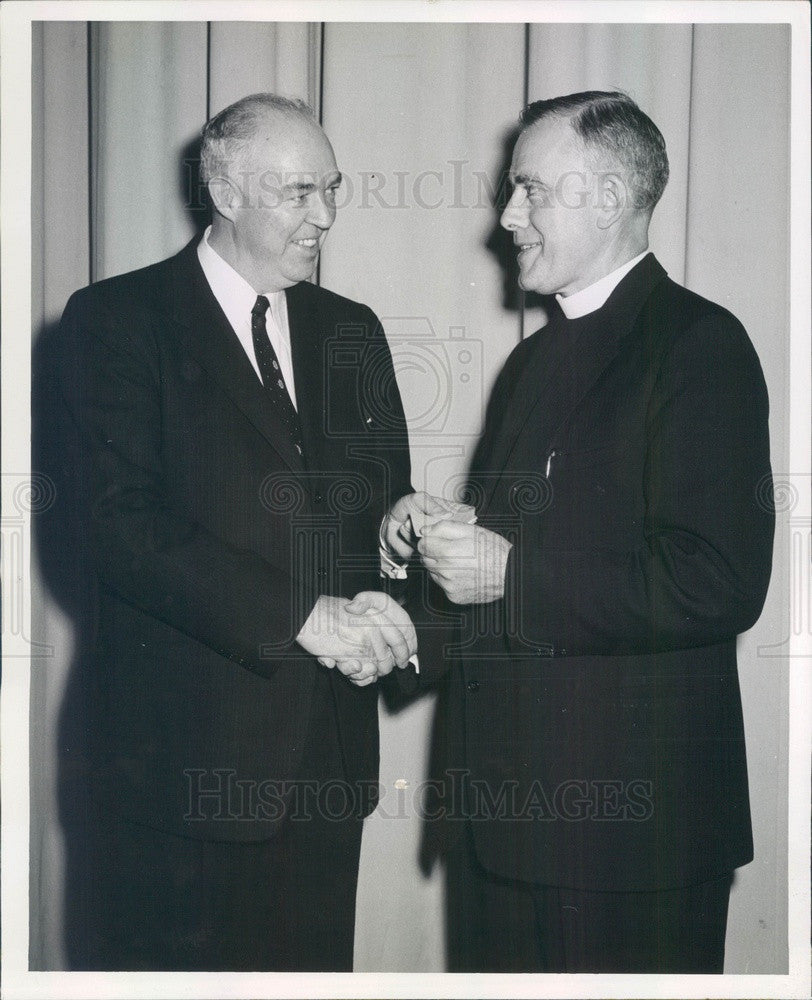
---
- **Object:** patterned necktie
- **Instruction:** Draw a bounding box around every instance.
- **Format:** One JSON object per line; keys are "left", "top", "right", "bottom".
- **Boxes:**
{"left": 251, "top": 294, "right": 304, "bottom": 458}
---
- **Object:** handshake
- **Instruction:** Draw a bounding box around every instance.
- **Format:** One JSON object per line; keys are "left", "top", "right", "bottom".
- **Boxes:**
{"left": 296, "top": 491, "right": 513, "bottom": 687}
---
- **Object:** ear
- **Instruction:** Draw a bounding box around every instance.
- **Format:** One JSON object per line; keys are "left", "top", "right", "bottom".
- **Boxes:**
{"left": 207, "top": 175, "right": 242, "bottom": 223}
{"left": 595, "top": 171, "right": 627, "bottom": 231}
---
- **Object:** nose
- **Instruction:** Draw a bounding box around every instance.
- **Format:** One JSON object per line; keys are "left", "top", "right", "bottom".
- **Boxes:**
{"left": 308, "top": 189, "right": 336, "bottom": 230}
{"left": 500, "top": 186, "right": 527, "bottom": 232}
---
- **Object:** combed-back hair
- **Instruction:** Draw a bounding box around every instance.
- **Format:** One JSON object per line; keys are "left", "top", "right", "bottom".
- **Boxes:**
{"left": 521, "top": 91, "right": 669, "bottom": 212}
{"left": 200, "top": 93, "right": 316, "bottom": 184}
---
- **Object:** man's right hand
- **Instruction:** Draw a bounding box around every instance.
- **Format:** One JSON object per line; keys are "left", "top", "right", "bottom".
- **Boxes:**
{"left": 296, "top": 593, "right": 416, "bottom": 683}
{"left": 382, "top": 491, "right": 476, "bottom": 562}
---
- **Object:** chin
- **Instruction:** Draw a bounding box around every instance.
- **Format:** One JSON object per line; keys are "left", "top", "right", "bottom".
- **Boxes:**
{"left": 518, "top": 274, "right": 546, "bottom": 296}
{"left": 285, "top": 265, "right": 317, "bottom": 285}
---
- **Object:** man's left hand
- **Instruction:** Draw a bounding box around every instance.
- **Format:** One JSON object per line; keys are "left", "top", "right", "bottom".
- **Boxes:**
{"left": 417, "top": 521, "right": 512, "bottom": 604}
{"left": 382, "top": 491, "right": 475, "bottom": 562}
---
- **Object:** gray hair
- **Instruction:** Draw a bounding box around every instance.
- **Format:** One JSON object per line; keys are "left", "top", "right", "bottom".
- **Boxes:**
{"left": 200, "top": 93, "right": 317, "bottom": 184}
{"left": 521, "top": 91, "right": 669, "bottom": 213}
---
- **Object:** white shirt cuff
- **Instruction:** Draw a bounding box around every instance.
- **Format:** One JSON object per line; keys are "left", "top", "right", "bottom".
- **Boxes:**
{"left": 379, "top": 515, "right": 408, "bottom": 580}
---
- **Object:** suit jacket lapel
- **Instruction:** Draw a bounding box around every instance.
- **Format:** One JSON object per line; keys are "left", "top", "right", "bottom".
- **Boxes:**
{"left": 479, "top": 254, "right": 667, "bottom": 516}
{"left": 167, "top": 241, "right": 306, "bottom": 473}
{"left": 475, "top": 313, "right": 571, "bottom": 507}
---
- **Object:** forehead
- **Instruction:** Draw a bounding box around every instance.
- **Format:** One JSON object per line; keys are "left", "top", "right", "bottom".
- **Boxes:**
{"left": 511, "top": 117, "right": 586, "bottom": 179}
{"left": 245, "top": 113, "right": 337, "bottom": 174}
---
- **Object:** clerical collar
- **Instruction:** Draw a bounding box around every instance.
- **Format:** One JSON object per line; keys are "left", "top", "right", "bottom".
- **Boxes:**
{"left": 556, "top": 250, "right": 650, "bottom": 319}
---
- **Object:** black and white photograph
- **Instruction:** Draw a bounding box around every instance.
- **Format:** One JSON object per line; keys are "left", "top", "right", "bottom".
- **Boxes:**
{"left": 1, "top": 1, "right": 809, "bottom": 997}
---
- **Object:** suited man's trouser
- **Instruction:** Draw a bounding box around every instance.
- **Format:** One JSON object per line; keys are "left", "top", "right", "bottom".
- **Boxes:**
{"left": 446, "top": 820, "right": 732, "bottom": 973}
{"left": 64, "top": 671, "right": 363, "bottom": 971}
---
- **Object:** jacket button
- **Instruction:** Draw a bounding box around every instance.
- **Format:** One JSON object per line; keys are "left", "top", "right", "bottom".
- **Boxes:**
{"left": 467, "top": 680, "right": 480, "bottom": 693}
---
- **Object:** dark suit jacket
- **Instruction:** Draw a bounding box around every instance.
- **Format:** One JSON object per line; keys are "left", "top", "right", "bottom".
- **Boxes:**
{"left": 417, "top": 254, "right": 774, "bottom": 892}
{"left": 57, "top": 239, "right": 411, "bottom": 841}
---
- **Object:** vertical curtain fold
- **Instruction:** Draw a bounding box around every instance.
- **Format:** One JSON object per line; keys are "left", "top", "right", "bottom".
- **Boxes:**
{"left": 31, "top": 20, "right": 91, "bottom": 971}
{"left": 208, "top": 21, "right": 320, "bottom": 116}
{"left": 89, "top": 22, "right": 209, "bottom": 280}
{"left": 684, "top": 24, "right": 790, "bottom": 973}
{"left": 32, "top": 22, "right": 91, "bottom": 328}
{"left": 526, "top": 23, "right": 694, "bottom": 286}
{"left": 320, "top": 23, "right": 526, "bottom": 492}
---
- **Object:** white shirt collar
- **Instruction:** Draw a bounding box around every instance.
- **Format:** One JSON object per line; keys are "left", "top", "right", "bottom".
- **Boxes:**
{"left": 556, "top": 250, "right": 649, "bottom": 320}
{"left": 196, "top": 226, "right": 296, "bottom": 405}
{"left": 196, "top": 225, "right": 285, "bottom": 330}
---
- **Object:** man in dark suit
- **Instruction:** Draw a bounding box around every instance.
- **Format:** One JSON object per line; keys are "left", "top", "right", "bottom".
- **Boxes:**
{"left": 390, "top": 92, "right": 774, "bottom": 972}
{"left": 56, "top": 93, "right": 418, "bottom": 971}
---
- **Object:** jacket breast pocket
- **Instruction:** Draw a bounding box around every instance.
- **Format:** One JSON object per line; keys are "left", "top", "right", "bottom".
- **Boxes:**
{"left": 545, "top": 443, "right": 641, "bottom": 549}
{"left": 551, "top": 442, "right": 620, "bottom": 472}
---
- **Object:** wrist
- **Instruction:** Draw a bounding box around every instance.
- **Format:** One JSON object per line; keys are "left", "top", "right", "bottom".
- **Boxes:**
{"left": 379, "top": 513, "right": 409, "bottom": 579}
{"left": 296, "top": 594, "right": 338, "bottom": 648}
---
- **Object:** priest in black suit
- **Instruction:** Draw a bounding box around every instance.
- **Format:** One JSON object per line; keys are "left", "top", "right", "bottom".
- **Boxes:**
{"left": 56, "top": 93, "right": 418, "bottom": 971}
{"left": 398, "top": 92, "right": 774, "bottom": 973}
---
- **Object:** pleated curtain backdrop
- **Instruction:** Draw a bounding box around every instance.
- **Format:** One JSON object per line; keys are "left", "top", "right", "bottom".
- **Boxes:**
{"left": 31, "top": 19, "right": 790, "bottom": 972}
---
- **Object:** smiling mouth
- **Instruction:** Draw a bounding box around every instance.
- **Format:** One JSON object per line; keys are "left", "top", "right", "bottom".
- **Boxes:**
{"left": 292, "top": 238, "right": 319, "bottom": 249}
{"left": 516, "top": 241, "right": 542, "bottom": 256}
